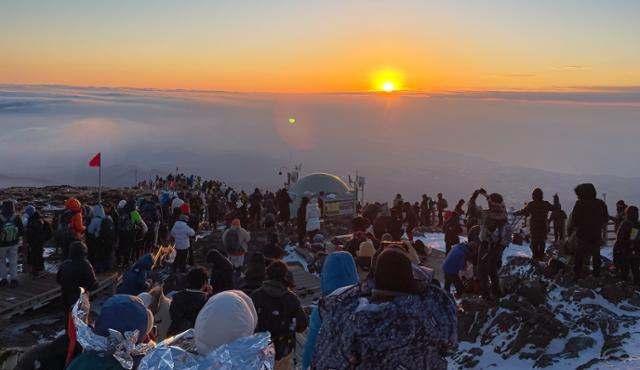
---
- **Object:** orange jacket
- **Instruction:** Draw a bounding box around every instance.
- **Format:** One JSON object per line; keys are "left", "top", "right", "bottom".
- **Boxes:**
{"left": 65, "top": 198, "right": 86, "bottom": 239}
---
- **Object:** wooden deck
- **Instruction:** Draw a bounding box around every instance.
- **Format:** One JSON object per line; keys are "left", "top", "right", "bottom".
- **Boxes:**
{"left": 0, "top": 272, "right": 120, "bottom": 320}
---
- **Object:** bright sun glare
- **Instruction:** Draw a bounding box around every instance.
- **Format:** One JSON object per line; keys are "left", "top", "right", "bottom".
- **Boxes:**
{"left": 372, "top": 69, "right": 403, "bottom": 93}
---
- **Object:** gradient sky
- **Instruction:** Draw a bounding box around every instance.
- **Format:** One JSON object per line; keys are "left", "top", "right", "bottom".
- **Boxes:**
{"left": 1, "top": 0, "right": 639, "bottom": 92}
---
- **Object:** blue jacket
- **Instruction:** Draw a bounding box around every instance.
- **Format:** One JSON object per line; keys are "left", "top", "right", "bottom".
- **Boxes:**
{"left": 117, "top": 254, "right": 153, "bottom": 295}
{"left": 442, "top": 242, "right": 470, "bottom": 275}
{"left": 302, "top": 252, "right": 358, "bottom": 370}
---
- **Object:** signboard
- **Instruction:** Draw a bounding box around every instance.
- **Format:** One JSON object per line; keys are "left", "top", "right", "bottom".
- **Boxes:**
{"left": 325, "top": 199, "right": 354, "bottom": 217}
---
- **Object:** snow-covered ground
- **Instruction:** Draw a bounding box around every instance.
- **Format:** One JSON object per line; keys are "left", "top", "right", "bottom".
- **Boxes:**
{"left": 283, "top": 244, "right": 309, "bottom": 271}
{"left": 414, "top": 232, "right": 534, "bottom": 264}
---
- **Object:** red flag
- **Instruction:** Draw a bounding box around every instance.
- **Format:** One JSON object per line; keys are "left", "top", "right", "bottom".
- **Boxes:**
{"left": 89, "top": 153, "right": 101, "bottom": 167}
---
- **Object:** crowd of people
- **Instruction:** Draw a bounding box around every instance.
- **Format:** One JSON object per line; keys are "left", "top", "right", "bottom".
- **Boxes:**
{"left": 3, "top": 174, "right": 637, "bottom": 370}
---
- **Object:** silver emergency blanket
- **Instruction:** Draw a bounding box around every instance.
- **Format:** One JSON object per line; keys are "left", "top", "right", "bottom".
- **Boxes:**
{"left": 137, "top": 329, "right": 275, "bottom": 370}
{"left": 71, "top": 289, "right": 155, "bottom": 369}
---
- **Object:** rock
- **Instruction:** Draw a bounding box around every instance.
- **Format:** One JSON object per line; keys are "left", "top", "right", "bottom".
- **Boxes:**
{"left": 601, "top": 333, "right": 630, "bottom": 357}
{"left": 601, "top": 283, "right": 632, "bottom": 303}
{"left": 534, "top": 354, "right": 555, "bottom": 368}
{"left": 500, "top": 275, "right": 521, "bottom": 294}
{"left": 519, "top": 349, "right": 543, "bottom": 360}
{"left": 469, "top": 347, "right": 483, "bottom": 356}
{"left": 481, "top": 311, "right": 520, "bottom": 345}
{"left": 457, "top": 297, "right": 491, "bottom": 342}
{"left": 517, "top": 280, "right": 546, "bottom": 306}
{"left": 572, "top": 288, "right": 595, "bottom": 301}
{"left": 577, "top": 276, "right": 599, "bottom": 290}
{"left": 629, "top": 292, "right": 640, "bottom": 307}
{"left": 562, "top": 336, "right": 596, "bottom": 358}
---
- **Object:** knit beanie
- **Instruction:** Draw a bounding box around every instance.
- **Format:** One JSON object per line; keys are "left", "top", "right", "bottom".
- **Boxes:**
{"left": 374, "top": 249, "right": 416, "bottom": 294}
{"left": 95, "top": 295, "right": 151, "bottom": 343}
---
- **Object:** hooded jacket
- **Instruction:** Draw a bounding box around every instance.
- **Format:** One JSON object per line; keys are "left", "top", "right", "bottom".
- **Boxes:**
{"left": 87, "top": 205, "right": 106, "bottom": 237}
{"left": 251, "top": 279, "right": 309, "bottom": 359}
{"left": 194, "top": 290, "right": 258, "bottom": 356}
{"left": 65, "top": 198, "right": 86, "bottom": 240}
{"left": 302, "top": 252, "right": 358, "bottom": 369}
{"left": 117, "top": 254, "right": 153, "bottom": 295}
{"left": 306, "top": 200, "right": 321, "bottom": 232}
{"left": 570, "top": 183, "right": 609, "bottom": 242}
{"left": 56, "top": 242, "right": 97, "bottom": 308}
{"left": 170, "top": 217, "right": 195, "bottom": 250}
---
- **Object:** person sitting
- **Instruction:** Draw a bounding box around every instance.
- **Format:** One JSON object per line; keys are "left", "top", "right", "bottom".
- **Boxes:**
{"left": 117, "top": 253, "right": 153, "bottom": 296}
{"left": 167, "top": 266, "right": 211, "bottom": 337}
{"left": 67, "top": 294, "right": 154, "bottom": 369}
{"left": 311, "top": 248, "right": 457, "bottom": 369}
{"left": 356, "top": 240, "right": 375, "bottom": 271}
{"left": 301, "top": 252, "right": 358, "bottom": 370}
{"left": 241, "top": 252, "right": 266, "bottom": 295}
{"left": 193, "top": 290, "right": 259, "bottom": 357}
{"left": 206, "top": 249, "right": 235, "bottom": 294}
{"left": 138, "top": 287, "right": 173, "bottom": 341}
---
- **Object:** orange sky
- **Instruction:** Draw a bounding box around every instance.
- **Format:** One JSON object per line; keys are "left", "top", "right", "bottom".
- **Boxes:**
{"left": 1, "top": 1, "right": 639, "bottom": 92}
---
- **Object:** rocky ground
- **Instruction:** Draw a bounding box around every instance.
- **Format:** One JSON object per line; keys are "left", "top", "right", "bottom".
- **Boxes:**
{"left": 453, "top": 251, "right": 640, "bottom": 369}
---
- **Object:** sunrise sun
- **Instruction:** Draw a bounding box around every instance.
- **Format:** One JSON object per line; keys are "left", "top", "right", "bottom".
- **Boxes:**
{"left": 372, "top": 68, "right": 404, "bottom": 92}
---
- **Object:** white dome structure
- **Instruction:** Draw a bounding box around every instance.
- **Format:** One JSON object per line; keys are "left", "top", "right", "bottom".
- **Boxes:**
{"left": 289, "top": 173, "right": 354, "bottom": 217}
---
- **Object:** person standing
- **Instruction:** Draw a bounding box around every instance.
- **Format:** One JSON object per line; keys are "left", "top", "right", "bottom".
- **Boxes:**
{"left": 550, "top": 194, "right": 567, "bottom": 243}
{"left": 170, "top": 210, "right": 195, "bottom": 273}
{"left": 436, "top": 193, "right": 448, "bottom": 228}
{"left": 222, "top": 218, "right": 251, "bottom": 269}
{"left": 277, "top": 189, "right": 293, "bottom": 226}
{"left": 251, "top": 261, "right": 308, "bottom": 370}
{"left": 306, "top": 198, "right": 321, "bottom": 241}
{"left": 514, "top": 188, "right": 554, "bottom": 260}
{"left": 569, "top": 183, "right": 609, "bottom": 278}
{"left": 0, "top": 200, "right": 24, "bottom": 287}
{"left": 56, "top": 241, "right": 97, "bottom": 321}
{"left": 613, "top": 206, "right": 640, "bottom": 284}
{"left": 24, "top": 205, "right": 52, "bottom": 278}
{"left": 297, "top": 197, "right": 309, "bottom": 247}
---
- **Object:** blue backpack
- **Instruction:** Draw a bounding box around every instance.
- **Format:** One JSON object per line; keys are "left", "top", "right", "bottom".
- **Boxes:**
{"left": 311, "top": 284, "right": 458, "bottom": 370}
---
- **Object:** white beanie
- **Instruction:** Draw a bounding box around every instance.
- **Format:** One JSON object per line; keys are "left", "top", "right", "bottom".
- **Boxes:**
{"left": 194, "top": 290, "right": 258, "bottom": 355}
{"left": 117, "top": 200, "right": 127, "bottom": 209}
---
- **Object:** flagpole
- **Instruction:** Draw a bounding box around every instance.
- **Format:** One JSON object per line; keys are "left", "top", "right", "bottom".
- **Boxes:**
{"left": 98, "top": 154, "right": 102, "bottom": 204}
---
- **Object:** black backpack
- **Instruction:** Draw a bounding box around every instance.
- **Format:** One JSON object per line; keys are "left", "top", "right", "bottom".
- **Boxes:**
{"left": 100, "top": 217, "right": 116, "bottom": 245}
{"left": 224, "top": 228, "right": 242, "bottom": 253}
{"left": 253, "top": 290, "right": 295, "bottom": 359}
{"left": 118, "top": 212, "right": 134, "bottom": 233}
{"left": 53, "top": 210, "right": 75, "bottom": 244}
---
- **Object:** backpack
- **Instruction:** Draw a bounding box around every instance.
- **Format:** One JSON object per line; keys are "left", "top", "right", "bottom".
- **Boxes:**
{"left": 140, "top": 202, "right": 159, "bottom": 225}
{"left": 99, "top": 217, "right": 116, "bottom": 245}
{"left": 118, "top": 212, "right": 134, "bottom": 233}
{"left": 224, "top": 228, "right": 242, "bottom": 253}
{"left": 312, "top": 285, "right": 457, "bottom": 370}
{"left": 57, "top": 210, "right": 73, "bottom": 231}
{"left": 252, "top": 289, "right": 295, "bottom": 359}
{"left": 0, "top": 216, "right": 20, "bottom": 245}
